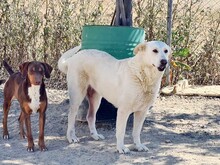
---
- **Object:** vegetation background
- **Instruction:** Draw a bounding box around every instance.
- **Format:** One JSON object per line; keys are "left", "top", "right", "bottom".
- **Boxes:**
{"left": 0, "top": 0, "right": 219, "bottom": 88}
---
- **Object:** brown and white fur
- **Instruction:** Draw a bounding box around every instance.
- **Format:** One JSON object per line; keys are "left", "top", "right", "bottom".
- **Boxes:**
{"left": 58, "top": 41, "right": 171, "bottom": 154}
{"left": 2, "top": 60, "right": 52, "bottom": 152}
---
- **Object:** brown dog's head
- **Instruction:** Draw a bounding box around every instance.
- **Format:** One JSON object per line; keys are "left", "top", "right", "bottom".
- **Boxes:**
{"left": 19, "top": 61, "right": 53, "bottom": 85}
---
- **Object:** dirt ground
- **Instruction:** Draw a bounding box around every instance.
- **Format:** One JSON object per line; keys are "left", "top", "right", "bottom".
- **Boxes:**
{"left": 0, "top": 84, "right": 220, "bottom": 165}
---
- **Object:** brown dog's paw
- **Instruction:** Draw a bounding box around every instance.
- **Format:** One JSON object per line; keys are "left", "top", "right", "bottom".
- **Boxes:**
{"left": 38, "top": 142, "right": 48, "bottom": 151}
{"left": 27, "top": 143, "right": 35, "bottom": 152}
{"left": 39, "top": 146, "right": 48, "bottom": 152}
{"left": 27, "top": 146, "right": 34, "bottom": 152}
{"left": 3, "top": 134, "right": 9, "bottom": 140}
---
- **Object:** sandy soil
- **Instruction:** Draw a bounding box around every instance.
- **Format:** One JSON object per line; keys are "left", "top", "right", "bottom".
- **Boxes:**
{"left": 0, "top": 84, "right": 220, "bottom": 165}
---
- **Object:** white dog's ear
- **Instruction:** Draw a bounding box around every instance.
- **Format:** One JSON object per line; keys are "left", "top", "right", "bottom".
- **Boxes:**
{"left": 133, "top": 43, "right": 147, "bottom": 55}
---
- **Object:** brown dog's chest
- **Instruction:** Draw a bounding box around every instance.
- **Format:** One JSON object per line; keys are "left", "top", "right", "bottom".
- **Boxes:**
{"left": 27, "top": 85, "right": 41, "bottom": 113}
{"left": 18, "top": 84, "right": 47, "bottom": 114}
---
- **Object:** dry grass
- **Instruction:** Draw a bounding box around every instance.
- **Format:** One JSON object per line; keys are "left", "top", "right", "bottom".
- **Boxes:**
{"left": 0, "top": 0, "right": 219, "bottom": 87}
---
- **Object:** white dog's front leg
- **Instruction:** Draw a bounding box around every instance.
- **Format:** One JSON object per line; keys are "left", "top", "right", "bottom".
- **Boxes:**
{"left": 132, "top": 111, "right": 149, "bottom": 152}
{"left": 116, "top": 110, "right": 130, "bottom": 154}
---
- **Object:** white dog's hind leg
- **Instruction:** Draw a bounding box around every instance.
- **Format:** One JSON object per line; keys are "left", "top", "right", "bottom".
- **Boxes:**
{"left": 132, "top": 111, "right": 149, "bottom": 152}
{"left": 86, "top": 87, "right": 105, "bottom": 140}
{"left": 116, "top": 110, "right": 130, "bottom": 154}
{"left": 67, "top": 106, "right": 79, "bottom": 143}
{"left": 67, "top": 85, "right": 85, "bottom": 143}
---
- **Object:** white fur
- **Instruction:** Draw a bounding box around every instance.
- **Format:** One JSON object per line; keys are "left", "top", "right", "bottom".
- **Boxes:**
{"left": 58, "top": 41, "right": 171, "bottom": 154}
{"left": 58, "top": 45, "right": 81, "bottom": 74}
{"left": 28, "top": 85, "right": 40, "bottom": 113}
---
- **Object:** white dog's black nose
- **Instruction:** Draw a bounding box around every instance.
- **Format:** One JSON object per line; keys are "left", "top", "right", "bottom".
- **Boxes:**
{"left": 158, "top": 59, "right": 168, "bottom": 71}
{"left": 160, "top": 59, "right": 167, "bottom": 66}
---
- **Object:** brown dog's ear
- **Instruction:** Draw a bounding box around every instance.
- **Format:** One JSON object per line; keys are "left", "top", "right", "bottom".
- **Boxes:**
{"left": 133, "top": 42, "right": 147, "bottom": 55}
{"left": 19, "top": 62, "right": 30, "bottom": 77}
{"left": 42, "top": 63, "right": 53, "bottom": 78}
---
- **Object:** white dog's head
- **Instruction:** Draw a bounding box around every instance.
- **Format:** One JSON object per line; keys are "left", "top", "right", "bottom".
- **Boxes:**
{"left": 133, "top": 41, "right": 171, "bottom": 72}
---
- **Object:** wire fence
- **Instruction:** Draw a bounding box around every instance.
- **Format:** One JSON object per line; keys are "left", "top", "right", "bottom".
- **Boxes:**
{"left": 0, "top": 0, "right": 219, "bottom": 87}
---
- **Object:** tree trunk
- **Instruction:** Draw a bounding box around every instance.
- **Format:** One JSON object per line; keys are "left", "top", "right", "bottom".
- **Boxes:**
{"left": 112, "top": 0, "right": 132, "bottom": 26}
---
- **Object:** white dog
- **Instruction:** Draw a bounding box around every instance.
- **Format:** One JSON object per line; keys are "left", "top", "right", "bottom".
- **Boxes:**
{"left": 58, "top": 41, "right": 171, "bottom": 154}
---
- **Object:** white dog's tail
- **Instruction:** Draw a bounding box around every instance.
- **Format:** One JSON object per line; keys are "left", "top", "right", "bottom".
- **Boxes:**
{"left": 58, "top": 45, "right": 81, "bottom": 74}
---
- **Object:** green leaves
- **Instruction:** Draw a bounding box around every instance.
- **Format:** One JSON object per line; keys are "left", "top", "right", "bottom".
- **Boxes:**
{"left": 173, "top": 61, "right": 191, "bottom": 70}
{"left": 171, "top": 48, "right": 191, "bottom": 71}
{"left": 173, "top": 48, "right": 190, "bottom": 57}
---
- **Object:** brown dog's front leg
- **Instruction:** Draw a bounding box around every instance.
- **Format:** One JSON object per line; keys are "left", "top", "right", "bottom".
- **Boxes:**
{"left": 38, "top": 111, "right": 47, "bottom": 151}
{"left": 25, "top": 114, "right": 34, "bottom": 152}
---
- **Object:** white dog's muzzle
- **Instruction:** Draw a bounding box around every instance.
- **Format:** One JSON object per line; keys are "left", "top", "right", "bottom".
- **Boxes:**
{"left": 158, "top": 59, "right": 168, "bottom": 71}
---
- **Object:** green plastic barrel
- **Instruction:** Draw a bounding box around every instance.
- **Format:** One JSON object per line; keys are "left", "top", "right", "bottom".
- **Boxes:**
{"left": 81, "top": 25, "right": 145, "bottom": 59}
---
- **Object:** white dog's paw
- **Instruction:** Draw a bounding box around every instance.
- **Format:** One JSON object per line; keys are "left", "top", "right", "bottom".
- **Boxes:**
{"left": 91, "top": 133, "right": 105, "bottom": 140}
{"left": 72, "top": 136, "right": 80, "bottom": 143}
{"left": 117, "top": 146, "right": 130, "bottom": 154}
{"left": 67, "top": 135, "right": 80, "bottom": 143}
{"left": 132, "top": 143, "right": 149, "bottom": 152}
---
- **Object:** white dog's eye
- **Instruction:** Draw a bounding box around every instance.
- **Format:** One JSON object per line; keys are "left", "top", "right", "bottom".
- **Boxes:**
{"left": 164, "top": 49, "right": 168, "bottom": 53}
{"left": 153, "top": 49, "right": 158, "bottom": 53}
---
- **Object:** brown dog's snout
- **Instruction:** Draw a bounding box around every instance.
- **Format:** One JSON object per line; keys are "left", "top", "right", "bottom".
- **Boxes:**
{"left": 34, "top": 75, "right": 43, "bottom": 85}
{"left": 29, "top": 74, "right": 43, "bottom": 85}
{"left": 35, "top": 80, "right": 41, "bottom": 85}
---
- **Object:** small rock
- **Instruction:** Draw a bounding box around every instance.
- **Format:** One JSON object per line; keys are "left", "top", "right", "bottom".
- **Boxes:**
{"left": 165, "top": 139, "right": 171, "bottom": 143}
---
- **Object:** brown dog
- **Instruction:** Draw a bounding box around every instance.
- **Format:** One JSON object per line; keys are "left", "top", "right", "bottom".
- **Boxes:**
{"left": 2, "top": 60, "right": 52, "bottom": 152}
